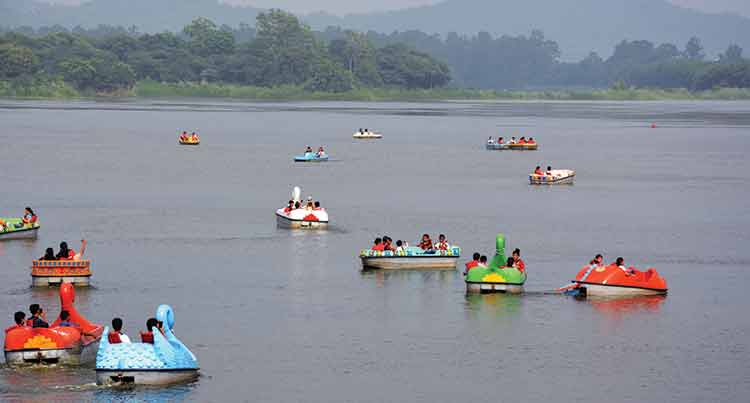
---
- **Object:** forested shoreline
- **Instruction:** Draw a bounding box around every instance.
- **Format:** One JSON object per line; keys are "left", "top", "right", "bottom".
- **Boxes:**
{"left": 1, "top": 9, "right": 749, "bottom": 100}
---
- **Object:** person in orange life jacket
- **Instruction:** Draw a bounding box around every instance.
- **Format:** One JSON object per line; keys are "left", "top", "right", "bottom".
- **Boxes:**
{"left": 534, "top": 166, "right": 543, "bottom": 176}
{"left": 497, "top": 137, "right": 504, "bottom": 145}
{"left": 527, "top": 137, "right": 536, "bottom": 144}
{"left": 58, "top": 310, "right": 79, "bottom": 327}
{"left": 371, "top": 237, "right": 385, "bottom": 251}
{"left": 518, "top": 137, "right": 527, "bottom": 144}
{"left": 383, "top": 236, "right": 397, "bottom": 252}
{"left": 141, "top": 317, "right": 158, "bottom": 344}
{"left": 6, "top": 311, "right": 27, "bottom": 333}
{"left": 465, "top": 252, "right": 481, "bottom": 274}
{"left": 28, "top": 304, "right": 48, "bottom": 328}
{"left": 108, "top": 317, "right": 131, "bottom": 344}
{"left": 190, "top": 132, "right": 199, "bottom": 141}
{"left": 435, "top": 234, "right": 449, "bottom": 250}
{"left": 418, "top": 234, "right": 433, "bottom": 251}
{"left": 180, "top": 131, "right": 188, "bottom": 141}
{"left": 19, "top": 207, "right": 38, "bottom": 227}
{"left": 512, "top": 248, "right": 525, "bottom": 272}
{"left": 39, "top": 248, "right": 56, "bottom": 261}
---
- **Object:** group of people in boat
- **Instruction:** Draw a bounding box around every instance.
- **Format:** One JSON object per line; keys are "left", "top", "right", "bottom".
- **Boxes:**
{"left": 38, "top": 240, "right": 87, "bottom": 261}
{"left": 464, "top": 248, "right": 525, "bottom": 274}
{"left": 584, "top": 254, "right": 639, "bottom": 276}
{"left": 179, "top": 131, "right": 200, "bottom": 142}
{"left": 0, "top": 207, "right": 38, "bottom": 232}
{"left": 5, "top": 304, "right": 73, "bottom": 331}
{"left": 488, "top": 136, "right": 536, "bottom": 145}
{"left": 283, "top": 197, "right": 324, "bottom": 213}
{"left": 304, "top": 146, "right": 327, "bottom": 157}
{"left": 532, "top": 166, "right": 554, "bottom": 176}
{"left": 370, "top": 233, "right": 452, "bottom": 253}
{"left": 107, "top": 316, "right": 165, "bottom": 344}
{"left": 356, "top": 128, "right": 376, "bottom": 135}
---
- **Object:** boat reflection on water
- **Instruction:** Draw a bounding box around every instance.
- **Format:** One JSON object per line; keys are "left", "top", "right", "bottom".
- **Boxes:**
{"left": 463, "top": 292, "right": 522, "bottom": 320}
{"left": 364, "top": 269, "right": 457, "bottom": 289}
{"left": 587, "top": 295, "right": 666, "bottom": 316}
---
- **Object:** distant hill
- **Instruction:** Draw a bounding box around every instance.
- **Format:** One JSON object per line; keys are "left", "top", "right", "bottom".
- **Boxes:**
{"left": 0, "top": 0, "right": 261, "bottom": 32}
{"left": 304, "top": 0, "right": 750, "bottom": 60}
{"left": 2, "top": 0, "right": 748, "bottom": 60}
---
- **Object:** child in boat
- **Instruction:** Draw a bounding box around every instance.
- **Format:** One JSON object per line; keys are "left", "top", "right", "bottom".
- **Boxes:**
{"left": 435, "top": 234, "right": 449, "bottom": 251}
{"left": 108, "top": 318, "right": 131, "bottom": 344}
{"left": 478, "top": 255, "right": 488, "bottom": 268}
{"left": 512, "top": 248, "right": 525, "bottom": 272}
{"left": 29, "top": 304, "right": 48, "bottom": 328}
{"left": 534, "top": 166, "right": 543, "bottom": 176}
{"left": 418, "top": 234, "right": 433, "bottom": 251}
{"left": 6, "top": 312, "right": 27, "bottom": 333}
{"left": 465, "top": 252, "right": 481, "bottom": 273}
{"left": 58, "top": 310, "right": 79, "bottom": 327}
{"left": 506, "top": 257, "right": 515, "bottom": 268}
{"left": 141, "top": 317, "right": 158, "bottom": 344}
{"left": 371, "top": 237, "right": 385, "bottom": 251}
{"left": 39, "top": 248, "right": 56, "bottom": 261}
{"left": 395, "top": 240, "right": 405, "bottom": 253}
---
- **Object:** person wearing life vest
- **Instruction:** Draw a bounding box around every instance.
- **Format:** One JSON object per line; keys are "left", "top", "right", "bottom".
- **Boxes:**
{"left": 478, "top": 255, "right": 489, "bottom": 268}
{"left": 371, "top": 237, "right": 385, "bottom": 251}
{"left": 465, "top": 252, "right": 481, "bottom": 274}
{"left": 509, "top": 137, "right": 517, "bottom": 144}
{"left": 108, "top": 317, "right": 131, "bottom": 344}
{"left": 518, "top": 137, "right": 527, "bottom": 144}
{"left": 284, "top": 200, "right": 294, "bottom": 213}
{"left": 497, "top": 137, "right": 504, "bottom": 145}
{"left": 180, "top": 131, "right": 188, "bottom": 142}
{"left": 435, "top": 234, "right": 450, "bottom": 251}
{"left": 512, "top": 248, "right": 525, "bottom": 273}
{"left": 28, "top": 304, "right": 48, "bottom": 328}
{"left": 317, "top": 147, "right": 325, "bottom": 157}
{"left": 140, "top": 317, "right": 158, "bottom": 344}
{"left": 6, "top": 311, "right": 27, "bottom": 334}
{"left": 20, "top": 207, "right": 37, "bottom": 227}
{"left": 527, "top": 137, "right": 536, "bottom": 144}
{"left": 534, "top": 166, "right": 543, "bottom": 176}
{"left": 190, "top": 132, "right": 199, "bottom": 142}
{"left": 418, "top": 234, "right": 434, "bottom": 251}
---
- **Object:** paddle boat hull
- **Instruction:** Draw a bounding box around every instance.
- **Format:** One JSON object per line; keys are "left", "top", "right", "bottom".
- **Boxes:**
{"left": 0, "top": 218, "right": 40, "bottom": 240}
{"left": 179, "top": 140, "right": 200, "bottom": 145}
{"left": 486, "top": 143, "right": 537, "bottom": 150}
{"left": 31, "top": 260, "right": 92, "bottom": 287}
{"left": 353, "top": 132, "right": 382, "bottom": 139}
{"left": 96, "top": 369, "right": 199, "bottom": 386}
{"left": 275, "top": 209, "right": 328, "bottom": 229}
{"left": 529, "top": 170, "right": 575, "bottom": 185}
{"left": 4, "top": 283, "right": 103, "bottom": 366}
{"left": 96, "top": 305, "right": 199, "bottom": 386}
{"left": 563, "top": 264, "right": 668, "bottom": 298}
{"left": 360, "top": 247, "right": 461, "bottom": 270}
{"left": 294, "top": 154, "right": 329, "bottom": 162}
{"left": 464, "top": 234, "right": 527, "bottom": 293}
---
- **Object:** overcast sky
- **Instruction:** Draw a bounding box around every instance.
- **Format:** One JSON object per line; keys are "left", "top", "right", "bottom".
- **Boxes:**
{"left": 41, "top": 0, "right": 750, "bottom": 18}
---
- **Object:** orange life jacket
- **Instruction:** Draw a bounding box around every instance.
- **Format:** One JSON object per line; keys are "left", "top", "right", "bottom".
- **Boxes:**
{"left": 140, "top": 331, "right": 154, "bottom": 344}
{"left": 108, "top": 331, "right": 122, "bottom": 344}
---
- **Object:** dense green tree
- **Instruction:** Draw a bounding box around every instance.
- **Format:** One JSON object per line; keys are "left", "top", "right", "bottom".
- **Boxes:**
{"left": 684, "top": 36, "right": 705, "bottom": 61}
{"left": 58, "top": 58, "right": 96, "bottom": 88}
{"left": 183, "top": 17, "right": 235, "bottom": 56}
{"left": 0, "top": 44, "right": 37, "bottom": 78}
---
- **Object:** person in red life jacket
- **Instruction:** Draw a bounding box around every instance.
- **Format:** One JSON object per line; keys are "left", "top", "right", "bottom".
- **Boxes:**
{"left": 382, "top": 236, "right": 397, "bottom": 252}
{"left": 497, "top": 137, "right": 504, "bottom": 145}
{"left": 518, "top": 137, "right": 527, "bottom": 144}
{"left": 58, "top": 310, "right": 79, "bottom": 327}
{"left": 313, "top": 201, "right": 323, "bottom": 211}
{"left": 180, "top": 131, "right": 188, "bottom": 141}
{"left": 435, "top": 234, "right": 450, "bottom": 250}
{"left": 533, "top": 166, "right": 543, "bottom": 176}
{"left": 140, "top": 317, "right": 158, "bottom": 344}
{"left": 190, "top": 132, "right": 199, "bottom": 142}
{"left": 27, "top": 304, "right": 49, "bottom": 328}
{"left": 21, "top": 207, "right": 37, "bottom": 227}
{"left": 371, "top": 237, "right": 385, "bottom": 251}
{"left": 512, "top": 248, "right": 525, "bottom": 272}
{"left": 464, "top": 252, "right": 481, "bottom": 274}
{"left": 478, "top": 255, "right": 489, "bottom": 268}
{"left": 56, "top": 241, "right": 76, "bottom": 260}
{"left": 527, "top": 137, "right": 536, "bottom": 144}
{"left": 6, "top": 311, "right": 27, "bottom": 333}
{"left": 418, "top": 234, "right": 433, "bottom": 251}
{"left": 108, "top": 317, "right": 131, "bottom": 344}
{"left": 284, "top": 200, "right": 294, "bottom": 213}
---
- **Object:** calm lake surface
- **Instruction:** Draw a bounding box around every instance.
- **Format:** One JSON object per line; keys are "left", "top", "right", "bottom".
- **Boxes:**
{"left": 1, "top": 99, "right": 749, "bottom": 402}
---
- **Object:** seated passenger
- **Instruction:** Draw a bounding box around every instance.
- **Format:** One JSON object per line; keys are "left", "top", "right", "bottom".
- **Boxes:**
{"left": 497, "top": 137, "right": 504, "bottom": 145}
{"left": 589, "top": 254, "right": 604, "bottom": 268}
{"left": 317, "top": 147, "right": 325, "bottom": 157}
{"left": 108, "top": 317, "right": 131, "bottom": 344}
{"left": 0, "top": 219, "right": 6, "bottom": 232}
{"left": 306, "top": 146, "right": 313, "bottom": 153}
{"left": 506, "top": 257, "right": 515, "bottom": 268}
{"left": 21, "top": 207, "right": 37, "bottom": 227}
{"left": 395, "top": 240, "right": 405, "bottom": 253}
{"left": 39, "top": 247, "right": 57, "bottom": 261}
{"left": 478, "top": 255, "right": 488, "bottom": 268}
{"left": 518, "top": 137, "right": 527, "bottom": 144}
{"left": 546, "top": 166, "right": 552, "bottom": 176}
{"left": 371, "top": 237, "right": 385, "bottom": 251}
{"left": 140, "top": 317, "right": 158, "bottom": 344}
{"left": 6, "top": 311, "right": 27, "bottom": 333}
{"left": 509, "top": 137, "right": 517, "bottom": 144}
{"left": 284, "top": 200, "right": 294, "bottom": 213}
{"left": 191, "top": 132, "right": 199, "bottom": 141}
{"left": 487, "top": 136, "right": 493, "bottom": 144}
{"left": 418, "top": 234, "right": 433, "bottom": 251}
{"left": 512, "top": 248, "right": 525, "bottom": 272}
{"left": 527, "top": 137, "right": 536, "bottom": 144}
{"left": 435, "top": 234, "right": 449, "bottom": 250}
{"left": 613, "top": 257, "right": 634, "bottom": 275}
{"left": 465, "top": 252, "right": 481, "bottom": 273}
{"left": 58, "top": 310, "right": 78, "bottom": 327}
{"left": 533, "top": 166, "right": 543, "bottom": 176}
{"left": 180, "top": 131, "right": 188, "bottom": 141}
{"left": 294, "top": 201, "right": 301, "bottom": 210}
{"left": 383, "top": 236, "right": 397, "bottom": 252}
{"left": 56, "top": 241, "right": 75, "bottom": 260}
{"left": 313, "top": 201, "right": 322, "bottom": 211}
{"left": 29, "top": 304, "right": 48, "bottom": 328}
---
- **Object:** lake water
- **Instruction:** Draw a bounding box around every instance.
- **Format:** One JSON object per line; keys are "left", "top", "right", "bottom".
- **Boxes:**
{"left": 1, "top": 99, "right": 749, "bottom": 402}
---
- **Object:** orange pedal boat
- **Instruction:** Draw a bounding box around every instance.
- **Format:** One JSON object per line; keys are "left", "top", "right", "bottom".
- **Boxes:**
{"left": 32, "top": 260, "right": 91, "bottom": 287}
{"left": 4, "top": 283, "right": 103, "bottom": 365}
{"left": 563, "top": 264, "right": 668, "bottom": 297}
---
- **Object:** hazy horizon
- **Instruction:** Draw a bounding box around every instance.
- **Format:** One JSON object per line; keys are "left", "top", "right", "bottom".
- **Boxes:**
{"left": 36, "top": 0, "right": 750, "bottom": 18}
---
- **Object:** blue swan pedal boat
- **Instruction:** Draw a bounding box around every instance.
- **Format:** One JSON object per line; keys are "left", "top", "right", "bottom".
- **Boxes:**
{"left": 294, "top": 152, "right": 329, "bottom": 162}
{"left": 95, "top": 305, "right": 199, "bottom": 386}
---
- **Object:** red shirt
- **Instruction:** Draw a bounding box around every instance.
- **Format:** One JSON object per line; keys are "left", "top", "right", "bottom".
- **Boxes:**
{"left": 436, "top": 241, "right": 449, "bottom": 250}
{"left": 515, "top": 258, "right": 526, "bottom": 272}
{"left": 419, "top": 240, "right": 433, "bottom": 250}
{"left": 372, "top": 244, "right": 385, "bottom": 251}
{"left": 465, "top": 260, "right": 478, "bottom": 271}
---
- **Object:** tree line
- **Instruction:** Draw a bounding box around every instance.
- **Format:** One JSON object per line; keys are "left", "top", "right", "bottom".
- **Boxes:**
{"left": 0, "top": 10, "right": 451, "bottom": 93}
{"left": 1, "top": 10, "right": 749, "bottom": 94}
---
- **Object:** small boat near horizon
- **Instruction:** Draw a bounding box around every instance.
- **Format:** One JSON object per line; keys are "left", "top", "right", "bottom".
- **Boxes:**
{"left": 529, "top": 169, "right": 575, "bottom": 185}
{"left": 294, "top": 152, "right": 329, "bottom": 162}
{"left": 353, "top": 130, "right": 382, "bottom": 139}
